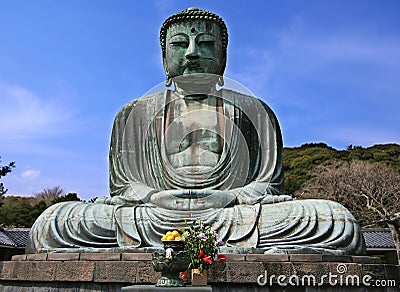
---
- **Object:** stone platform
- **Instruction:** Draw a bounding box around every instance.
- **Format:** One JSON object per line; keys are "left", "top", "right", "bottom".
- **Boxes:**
{"left": 0, "top": 253, "right": 399, "bottom": 291}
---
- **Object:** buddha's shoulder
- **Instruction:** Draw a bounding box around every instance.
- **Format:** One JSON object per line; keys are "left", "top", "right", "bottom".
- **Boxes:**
{"left": 220, "top": 89, "right": 271, "bottom": 108}
{"left": 220, "top": 89, "right": 278, "bottom": 123}
{"left": 116, "top": 90, "right": 166, "bottom": 115}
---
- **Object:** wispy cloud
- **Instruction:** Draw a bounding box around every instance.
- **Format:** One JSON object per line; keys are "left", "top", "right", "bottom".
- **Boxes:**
{"left": 0, "top": 82, "right": 77, "bottom": 139}
{"left": 226, "top": 48, "right": 274, "bottom": 98}
{"left": 225, "top": 16, "right": 305, "bottom": 99}
{"left": 277, "top": 35, "right": 400, "bottom": 87}
{"left": 229, "top": 17, "right": 400, "bottom": 94}
{"left": 21, "top": 169, "right": 40, "bottom": 180}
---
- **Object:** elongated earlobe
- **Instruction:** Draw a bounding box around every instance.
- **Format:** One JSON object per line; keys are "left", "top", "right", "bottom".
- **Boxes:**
{"left": 217, "top": 76, "right": 224, "bottom": 87}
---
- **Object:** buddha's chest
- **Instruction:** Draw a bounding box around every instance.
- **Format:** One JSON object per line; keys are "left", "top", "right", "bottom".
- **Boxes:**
{"left": 164, "top": 97, "right": 224, "bottom": 169}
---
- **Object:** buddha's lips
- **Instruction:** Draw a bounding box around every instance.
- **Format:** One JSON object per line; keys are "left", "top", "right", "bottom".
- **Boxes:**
{"left": 184, "top": 61, "right": 202, "bottom": 70}
{"left": 181, "top": 57, "right": 217, "bottom": 74}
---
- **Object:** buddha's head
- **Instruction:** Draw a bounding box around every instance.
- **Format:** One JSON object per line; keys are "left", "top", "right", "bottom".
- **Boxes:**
{"left": 160, "top": 8, "right": 228, "bottom": 85}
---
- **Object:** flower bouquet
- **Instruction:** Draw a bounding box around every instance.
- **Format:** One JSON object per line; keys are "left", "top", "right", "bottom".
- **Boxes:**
{"left": 180, "top": 221, "right": 226, "bottom": 273}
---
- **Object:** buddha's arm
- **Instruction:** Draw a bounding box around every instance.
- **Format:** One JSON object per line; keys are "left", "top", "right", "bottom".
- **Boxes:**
{"left": 223, "top": 96, "right": 292, "bottom": 205}
{"left": 230, "top": 182, "right": 292, "bottom": 205}
{"left": 96, "top": 182, "right": 158, "bottom": 206}
{"left": 105, "top": 100, "right": 162, "bottom": 205}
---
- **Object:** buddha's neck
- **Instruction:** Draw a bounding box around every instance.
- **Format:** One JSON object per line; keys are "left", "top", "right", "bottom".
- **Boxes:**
{"left": 173, "top": 81, "right": 218, "bottom": 98}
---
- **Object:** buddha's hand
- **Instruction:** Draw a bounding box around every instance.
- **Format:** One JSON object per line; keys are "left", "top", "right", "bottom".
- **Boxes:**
{"left": 189, "top": 190, "right": 237, "bottom": 209}
{"left": 148, "top": 190, "right": 237, "bottom": 210}
{"left": 147, "top": 190, "right": 189, "bottom": 210}
{"left": 260, "top": 194, "right": 293, "bottom": 204}
{"left": 94, "top": 196, "right": 138, "bottom": 206}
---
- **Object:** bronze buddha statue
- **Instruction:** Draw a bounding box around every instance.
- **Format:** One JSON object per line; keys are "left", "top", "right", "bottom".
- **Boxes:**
{"left": 27, "top": 8, "right": 365, "bottom": 255}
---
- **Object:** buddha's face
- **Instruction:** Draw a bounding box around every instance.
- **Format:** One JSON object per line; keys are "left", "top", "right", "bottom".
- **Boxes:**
{"left": 164, "top": 21, "right": 224, "bottom": 78}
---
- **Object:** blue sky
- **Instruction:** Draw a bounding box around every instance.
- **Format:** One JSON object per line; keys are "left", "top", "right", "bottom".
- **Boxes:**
{"left": 1, "top": 1, "right": 399, "bottom": 200}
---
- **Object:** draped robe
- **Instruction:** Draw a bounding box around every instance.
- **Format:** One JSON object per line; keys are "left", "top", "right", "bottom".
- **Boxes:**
{"left": 27, "top": 89, "right": 365, "bottom": 255}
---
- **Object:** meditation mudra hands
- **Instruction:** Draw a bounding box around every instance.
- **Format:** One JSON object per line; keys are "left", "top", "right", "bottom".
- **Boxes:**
{"left": 148, "top": 189, "right": 238, "bottom": 210}
{"left": 95, "top": 188, "right": 293, "bottom": 209}
{"left": 96, "top": 189, "right": 238, "bottom": 210}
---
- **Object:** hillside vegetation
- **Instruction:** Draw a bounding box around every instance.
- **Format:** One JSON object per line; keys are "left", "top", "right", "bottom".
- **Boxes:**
{"left": 283, "top": 143, "right": 400, "bottom": 195}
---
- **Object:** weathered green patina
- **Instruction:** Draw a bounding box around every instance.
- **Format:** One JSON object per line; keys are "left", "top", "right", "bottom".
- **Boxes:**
{"left": 27, "top": 8, "right": 365, "bottom": 255}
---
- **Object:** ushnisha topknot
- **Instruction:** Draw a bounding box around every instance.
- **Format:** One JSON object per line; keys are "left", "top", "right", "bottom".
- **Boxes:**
{"left": 160, "top": 7, "right": 228, "bottom": 58}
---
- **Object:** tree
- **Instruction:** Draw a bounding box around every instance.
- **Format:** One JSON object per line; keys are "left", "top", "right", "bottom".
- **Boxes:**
{"left": 34, "top": 186, "right": 65, "bottom": 206}
{"left": 302, "top": 160, "right": 400, "bottom": 264}
{"left": 0, "top": 192, "right": 82, "bottom": 228}
{"left": 0, "top": 196, "right": 47, "bottom": 227}
{"left": 0, "top": 157, "right": 15, "bottom": 207}
{"left": 87, "top": 197, "right": 98, "bottom": 203}
{"left": 283, "top": 145, "right": 341, "bottom": 195}
{"left": 51, "top": 192, "right": 81, "bottom": 204}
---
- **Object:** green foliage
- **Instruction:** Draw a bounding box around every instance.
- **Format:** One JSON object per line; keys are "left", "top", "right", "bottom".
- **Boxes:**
{"left": 28, "top": 201, "right": 48, "bottom": 225}
{"left": 284, "top": 143, "right": 400, "bottom": 195}
{"left": 0, "top": 191, "right": 83, "bottom": 227}
{"left": 283, "top": 143, "right": 340, "bottom": 195}
{"left": 0, "top": 158, "right": 15, "bottom": 180}
{"left": 0, "top": 157, "right": 16, "bottom": 205}
{"left": 0, "top": 196, "right": 47, "bottom": 227}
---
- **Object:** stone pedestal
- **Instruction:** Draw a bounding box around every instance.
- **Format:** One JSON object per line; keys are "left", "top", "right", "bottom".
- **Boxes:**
{"left": 0, "top": 253, "right": 399, "bottom": 292}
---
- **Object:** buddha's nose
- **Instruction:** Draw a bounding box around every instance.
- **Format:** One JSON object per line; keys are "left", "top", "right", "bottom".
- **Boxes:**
{"left": 185, "top": 41, "right": 200, "bottom": 59}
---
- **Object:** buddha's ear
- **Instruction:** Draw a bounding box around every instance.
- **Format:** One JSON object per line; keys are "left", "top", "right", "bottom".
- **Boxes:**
{"left": 162, "top": 56, "right": 172, "bottom": 87}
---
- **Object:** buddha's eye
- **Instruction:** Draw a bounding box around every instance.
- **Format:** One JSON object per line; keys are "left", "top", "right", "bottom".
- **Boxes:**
{"left": 197, "top": 34, "right": 215, "bottom": 47}
{"left": 198, "top": 40, "right": 214, "bottom": 47}
{"left": 170, "top": 41, "right": 188, "bottom": 48}
{"left": 169, "top": 35, "right": 189, "bottom": 49}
